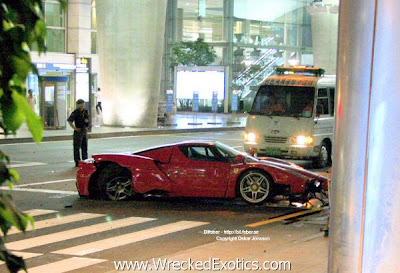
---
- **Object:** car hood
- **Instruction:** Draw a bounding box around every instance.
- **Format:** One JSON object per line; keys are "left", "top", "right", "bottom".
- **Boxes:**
{"left": 255, "top": 157, "right": 327, "bottom": 182}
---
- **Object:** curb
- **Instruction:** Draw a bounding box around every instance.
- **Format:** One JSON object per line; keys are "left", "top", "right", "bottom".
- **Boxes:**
{"left": 0, "top": 126, "right": 245, "bottom": 144}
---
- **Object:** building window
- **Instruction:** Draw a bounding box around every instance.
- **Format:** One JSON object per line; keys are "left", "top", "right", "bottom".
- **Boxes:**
{"left": 91, "top": 0, "right": 97, "bottom": 54}
{"left": 44, "top": 0, "right": 66, "bottom": 52}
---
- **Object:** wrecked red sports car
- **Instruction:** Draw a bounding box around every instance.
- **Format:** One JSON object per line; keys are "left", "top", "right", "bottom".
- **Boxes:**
{"left": 76, "top": 141, "right": 328, "bottom": 204}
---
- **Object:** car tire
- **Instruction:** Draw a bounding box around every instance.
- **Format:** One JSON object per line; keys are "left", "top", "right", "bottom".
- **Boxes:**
{"left": 237, "top": 170, "right": 273, "bottom": 205}
{"left": 97, "top": 164, "right": 134, "bottom": 201}
{"left": 313, "top": 143, "right": 329, "bottom": 169}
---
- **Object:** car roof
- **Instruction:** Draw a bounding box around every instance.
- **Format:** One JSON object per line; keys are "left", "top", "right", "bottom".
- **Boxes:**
{"left": 133, "top": 140, "right": 218, "bottom": 154}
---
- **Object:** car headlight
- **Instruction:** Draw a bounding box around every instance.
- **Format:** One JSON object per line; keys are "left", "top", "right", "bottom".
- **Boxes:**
{"left": 82, "top": 158, "right": 95, "bottom": 164}
{"left": 244, "top": 132, "right": 257, "bottom": 143}
{"left": 291, "top": 135, "right": 313, "bottom": 145}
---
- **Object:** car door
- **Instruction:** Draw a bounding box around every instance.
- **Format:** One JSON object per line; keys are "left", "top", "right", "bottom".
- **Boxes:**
{"left": 166, "top": 145, "right": 231, "bottom": 197}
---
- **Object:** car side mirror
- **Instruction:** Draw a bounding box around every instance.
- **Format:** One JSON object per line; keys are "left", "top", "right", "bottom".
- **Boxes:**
{"left": 234, "top": 154, "right": 246, "bottom": 164}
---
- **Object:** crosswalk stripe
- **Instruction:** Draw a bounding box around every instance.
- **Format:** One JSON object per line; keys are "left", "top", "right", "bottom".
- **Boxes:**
{"left": 16, "top": 179, "right": 76, "bottom": 188}
{"left": 0, "top": 187, "right": 78, "bottom": 195}
{"left": 52, "top": 221, "right": 209, "bottom": 256}
{"left": 24, "top": 257, "right": 107, "bottom": 273}
{"left": 7, "top": 213, "right": 105, "bottom": 235}
{"left": 24, "top": 209, "right": 58, "bottom": 217}
{"left": 9, "top": 162, "right": 47, "bottom": 168}
{"left": 6, "top": 216, "right": 156, "bottom": 251}
{"left": 0, "top": 251, "right": 42, "bottom": 265}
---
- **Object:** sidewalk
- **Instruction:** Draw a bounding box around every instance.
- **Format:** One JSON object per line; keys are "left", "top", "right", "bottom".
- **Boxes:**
{"left": 0, "top": 112, "right": 247, "bottom": 144}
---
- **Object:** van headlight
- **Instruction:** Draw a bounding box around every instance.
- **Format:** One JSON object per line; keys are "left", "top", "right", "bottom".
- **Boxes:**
{"left": 244, "top": 132, "right": 257, "bottom": 143}
{"left": 291, "top": 135, "right": 313, "bottom": 146}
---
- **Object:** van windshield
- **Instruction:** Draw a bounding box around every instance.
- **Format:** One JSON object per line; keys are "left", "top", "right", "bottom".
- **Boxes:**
{"left": 249, "top": 85, "right": 315, "bottom": 118}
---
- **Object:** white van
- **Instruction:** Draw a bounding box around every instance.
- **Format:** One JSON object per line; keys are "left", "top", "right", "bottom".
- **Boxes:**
{"left": 244, "top": 66, "right": 336, "bottom": 168}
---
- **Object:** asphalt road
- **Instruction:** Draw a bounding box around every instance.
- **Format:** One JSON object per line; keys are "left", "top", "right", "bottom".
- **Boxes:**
{"left": 0, "top": 131, "right": 329, "bottom": 272}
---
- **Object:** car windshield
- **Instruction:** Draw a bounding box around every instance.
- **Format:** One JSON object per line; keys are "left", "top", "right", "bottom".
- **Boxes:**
{"left": 215, "top": 142, "right": 258, "bottom": 163}
{"left": 249, "top": 85, "right": 315, "bottom": 118}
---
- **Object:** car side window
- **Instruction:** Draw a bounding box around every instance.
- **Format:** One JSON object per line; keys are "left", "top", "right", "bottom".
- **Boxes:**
{"left": 179, "top": 146, "right": 220, "bottom": 162}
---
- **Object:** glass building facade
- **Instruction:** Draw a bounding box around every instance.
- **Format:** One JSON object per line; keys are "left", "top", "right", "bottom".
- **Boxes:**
{"left": 162, "top": 0, "right": 322, "bottom": 112}
{"left": 30, "top": 0, "right": 338, "bottom": 127}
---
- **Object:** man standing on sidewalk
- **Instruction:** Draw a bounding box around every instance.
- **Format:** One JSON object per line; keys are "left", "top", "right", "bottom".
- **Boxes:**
{"left": 68, "top": 99, "right": 90, "bottom": 167}
{"left": 27, "top": 89, "right": 36, "bottom": 112}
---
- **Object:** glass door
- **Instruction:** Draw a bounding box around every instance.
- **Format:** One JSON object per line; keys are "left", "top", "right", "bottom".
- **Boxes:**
{"left": 56, "top": 82, "right": 67, "bottom": 128}
{"left": 43, "top": 82, "right": 56, "bottom": 129}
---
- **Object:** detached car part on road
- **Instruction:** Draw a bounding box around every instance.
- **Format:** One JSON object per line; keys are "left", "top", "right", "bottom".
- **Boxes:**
{"left": 76, "top": 141, "right": 328, "bottom": 205}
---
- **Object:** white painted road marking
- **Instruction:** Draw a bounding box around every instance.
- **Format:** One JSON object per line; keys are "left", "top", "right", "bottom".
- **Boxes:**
{"left": 52, "top": 221, "right": 209, "bottom": 256}
{"left": 8, "top": 162, "right": 47, "bottom": 168}
{"left": 7, "top": 213, "right": 105, "bottom": 235}
{"left": 0, "top": 187, "right": 78, "bottom": 195}
{"left": 15, "top": 178, "right": 76, "bottom": 188}
{"left": 25, "top": 257, "right": 107, "bottom": 273}
{"left": 6, "top": 216, "right": 156, "bottom": 251}
{"left": 0, "top": 251, "right": 42, "bottom": 265}
{"left": 23, "top": 209, "right": 58, "bottom": 217}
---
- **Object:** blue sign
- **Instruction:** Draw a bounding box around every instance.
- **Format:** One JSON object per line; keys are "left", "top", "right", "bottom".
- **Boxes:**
{"left": 212, "top": 91, "right": 218, "bottom": 112}
{"left": 232, "top": 92, "right": 238, "bottom": 112}
{"left": 166, "top": 90, "right": 173, "bottom": 112}
{"left": 193, "top": 92, "right": 199, "bottom": 112}
{"left": 34, "top": 62, "right": 76, "bottom": 71}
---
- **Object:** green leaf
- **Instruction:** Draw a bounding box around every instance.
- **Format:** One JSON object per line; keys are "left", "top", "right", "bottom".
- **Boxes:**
{"left": 11, "top": 56, "right": 32, "bottom": 81}
{"left": 0, "top": 207, "right": 16, "bottom": 234}
{"left": 0, "top": 246, "right": 27, "bottom": 273}
{"left": 2, "top": 19, "right": 13, "bottom": 31}
{"left": 11, "top": 91, "right": 43, "bottom": 143}
{"left": 8, "top": 169, "right": 19, "bottom": 182}
{"left": 1, "top": 97, "right": 25, "bottom": 134}
{"left": 34, "top": 19, "right": 46, "bottom": 53}
{"left": 0, "top": 194, "right": 34, "bottom": 235}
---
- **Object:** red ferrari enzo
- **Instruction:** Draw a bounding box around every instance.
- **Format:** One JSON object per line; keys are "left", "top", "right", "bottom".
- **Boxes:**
{"left": 76, "top": 141, "right": 328, "bottom": 204}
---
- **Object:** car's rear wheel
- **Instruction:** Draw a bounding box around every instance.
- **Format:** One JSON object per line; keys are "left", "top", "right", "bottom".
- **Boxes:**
{"left": 238, "top": 170, "right": 272, "bottom": 204}
{"left": 97, "top": 164, "right": 133, "bottom": 201}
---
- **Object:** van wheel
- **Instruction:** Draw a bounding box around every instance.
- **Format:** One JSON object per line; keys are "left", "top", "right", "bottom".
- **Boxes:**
{"left": 313, "top": 143, "right": 329, "bottom": 168}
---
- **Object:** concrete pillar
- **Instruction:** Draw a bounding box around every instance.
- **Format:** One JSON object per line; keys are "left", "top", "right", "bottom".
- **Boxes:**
{"left": 296, "top": 6, "right": 303, "bottom": 62}
{"left": 160, "top": 0, "right": 177, "bottom": 101}
{"left": 329, "top": 0, "right": 400, "bottom": 272}
{"left": 68, "top": 0, "right": 92, "bottom": 54}
{"left": 96, "top": 0, "right": 167, "bottom": 127}
{"left": 307, "top": 0, "right": 339, "bottom": 74}
{"left": 176, "top": 8, "right": 183, "bottom": 42}
{"left": 283, "top": 11, "right": 292, "bottom": 66}
{"left": 223, "top": 0, "right": 233, "bottom": 113}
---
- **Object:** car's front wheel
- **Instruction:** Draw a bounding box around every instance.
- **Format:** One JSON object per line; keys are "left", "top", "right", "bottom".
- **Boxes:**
{"left": 237, "top": 170, "right": 273, "bottom": 204}
{"left": 97, "top": 164, "right": 133, "bottom": 201}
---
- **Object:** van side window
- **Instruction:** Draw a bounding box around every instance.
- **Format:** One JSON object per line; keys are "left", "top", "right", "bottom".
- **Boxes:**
{"left": 329, "top": 88, "right": 335, "bottom": 116}
{"left": 317, "top": 88, "right": 329, "bottom": 115}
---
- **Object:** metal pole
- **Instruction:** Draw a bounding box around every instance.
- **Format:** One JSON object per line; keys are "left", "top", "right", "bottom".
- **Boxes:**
{"left": 329, "top": 0, "right": 400, "bottom": 271}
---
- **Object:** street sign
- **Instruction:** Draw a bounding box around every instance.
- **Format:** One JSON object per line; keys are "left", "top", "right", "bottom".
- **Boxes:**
{"left": 166, "top": 90, "right": 173, "bottom": 113}
{"left": 232, "top": 90, "right": 239, "bottom": 112}
{"left": 212, "top": 91, "right": 218, "bottom": 112}
{"left": 193, "top": 91, "right": 199, "bottom": 112}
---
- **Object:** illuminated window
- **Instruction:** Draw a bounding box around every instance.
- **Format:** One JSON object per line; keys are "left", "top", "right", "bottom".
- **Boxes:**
{"left": 44, "top": 0, "right": 66, "bottom": 52}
